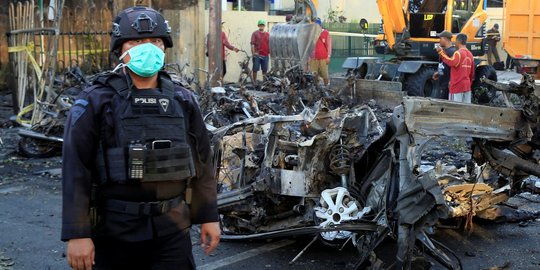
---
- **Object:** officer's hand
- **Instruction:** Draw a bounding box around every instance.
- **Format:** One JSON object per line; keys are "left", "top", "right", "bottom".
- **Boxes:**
{"left": 432, "top": 72, "right": 440, "bottom": 80}
{"left": 67, "top": 238, "right": 95, "bottom": 270}
{"left": 200, "top": 222, "right": 221, "bottom": 255}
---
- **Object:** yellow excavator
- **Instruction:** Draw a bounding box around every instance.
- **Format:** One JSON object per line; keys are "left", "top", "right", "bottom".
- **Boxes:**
{"left": 342, "top": 0, "right": 497, "bottom": 99}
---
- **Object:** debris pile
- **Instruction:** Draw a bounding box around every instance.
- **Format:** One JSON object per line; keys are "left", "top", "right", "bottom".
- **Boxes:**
{"left": 200, "top": 70, "right": 540, "bottom": 268}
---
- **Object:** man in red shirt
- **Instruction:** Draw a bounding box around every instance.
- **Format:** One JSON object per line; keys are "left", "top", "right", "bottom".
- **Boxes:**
{"left": 206, "top": 22, "right": 239, "bottom": 81}
{"left": 250, "top": 19, "right": 270, "bottom": 86}
{"left": 309, "top": 18, "right": 332, "bottom": 86}
{"left": 221, "top": 23, "right": 239, "bottom": 78}
{"left": 436, "top": 33, "right": 475, "bottom": 103}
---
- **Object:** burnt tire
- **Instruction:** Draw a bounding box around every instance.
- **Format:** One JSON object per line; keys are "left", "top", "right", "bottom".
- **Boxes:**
{"left": 18, "top": 137, "right": 60, "bottom": 158}
{"left": 353, "top": 64, "right": 368, "bottom": 79}
{"left": 404, "top": 66, "right": 437, "bottom": 97}
{"left": 472, "top": 65, "right": 498, "bottom": 105}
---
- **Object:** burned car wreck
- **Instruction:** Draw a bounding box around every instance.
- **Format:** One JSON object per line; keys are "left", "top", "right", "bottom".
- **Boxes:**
{"left": 201, "top": 72, "right": 540, "bottom": 269}
{"left": 194, "top": 5, "right": 540, "bottom": 268}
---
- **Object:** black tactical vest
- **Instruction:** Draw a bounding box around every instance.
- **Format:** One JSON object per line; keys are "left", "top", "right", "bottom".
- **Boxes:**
{"left": 95, "top": 72, "right": 195, "bottom": 184}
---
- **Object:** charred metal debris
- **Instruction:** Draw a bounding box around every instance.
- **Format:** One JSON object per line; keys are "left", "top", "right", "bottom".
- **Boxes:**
{"left": 199, "top": 71, "right": 540, "bottom": 269}
{"left": 10, "top": 41, "right": 540, "bottom": 267}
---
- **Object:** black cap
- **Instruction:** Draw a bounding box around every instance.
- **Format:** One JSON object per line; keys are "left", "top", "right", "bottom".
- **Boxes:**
{"left": 493, "top": 23, "right": 499, "bottom": 29}
{"left": 437, "top": 30, "right": 453, "bottom": 39}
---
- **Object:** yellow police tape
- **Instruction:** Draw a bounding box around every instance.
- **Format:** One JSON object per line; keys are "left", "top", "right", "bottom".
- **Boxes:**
{"left": 15, "top": 104, "right": 34, "bottom": 125}
{"left": 9, "top": 44, "right": 40, "bottom": 125}
{"left": 9, "top": 44, "right": 108, "bottom": 126}
{"left": 57, "top": 48, "right": 108, "bottom": 55}
{"left": 8, "top": 43, "right": 42, "bottom": 80}
{"left": 8, "top": 44, "right": 109, "bottom": 79}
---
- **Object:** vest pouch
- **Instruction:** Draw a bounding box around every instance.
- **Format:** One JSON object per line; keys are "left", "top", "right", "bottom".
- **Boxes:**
{"left": 105, "top": 147, "right": 129, "bottom": 183}
{"left": 142, "top": 144, "right": 196, "bottom": 182}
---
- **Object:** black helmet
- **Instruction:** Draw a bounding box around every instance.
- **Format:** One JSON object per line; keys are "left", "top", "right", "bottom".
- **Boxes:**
{"left": 110, "top": 6, "right": 173, "bottom": 55}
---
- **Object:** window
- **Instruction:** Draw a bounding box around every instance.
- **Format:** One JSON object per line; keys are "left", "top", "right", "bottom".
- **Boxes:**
{"left": 454, "top": 0, "right": 468, "bottom": 11}
{"left": 486, "top": 0, "right": 503, "bottom": 8}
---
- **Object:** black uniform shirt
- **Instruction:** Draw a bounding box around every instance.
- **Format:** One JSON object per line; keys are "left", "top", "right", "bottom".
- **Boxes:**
{"left": 439, "top": 46, "right": 457, "bottom": 90}
{"left": 61, "top": 78, "right": 218, "bottom": 242}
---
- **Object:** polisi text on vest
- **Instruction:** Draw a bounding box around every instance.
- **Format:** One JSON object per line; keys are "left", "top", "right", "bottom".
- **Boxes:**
{"left": 134, "top": 97, "right": 157, "bottom": 104}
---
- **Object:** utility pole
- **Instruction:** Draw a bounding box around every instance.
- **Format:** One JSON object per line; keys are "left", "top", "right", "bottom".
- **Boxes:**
{"left": 208, "top": 0, "right": 223, "bottom": 86}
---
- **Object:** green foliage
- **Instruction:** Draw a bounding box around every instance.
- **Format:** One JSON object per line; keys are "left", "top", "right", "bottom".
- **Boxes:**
{"left": 325, "top": 6, "right": 344, "bottom": 24}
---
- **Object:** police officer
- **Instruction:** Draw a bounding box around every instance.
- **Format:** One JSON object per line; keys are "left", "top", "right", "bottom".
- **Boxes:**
{"left": 61, "top": 6, "right": 220, "bottom": 270}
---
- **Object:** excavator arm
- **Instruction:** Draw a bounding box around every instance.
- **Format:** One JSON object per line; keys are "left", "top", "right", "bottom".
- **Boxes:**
{"left": 377, "top": 0, "right": 408, "bottom": 49}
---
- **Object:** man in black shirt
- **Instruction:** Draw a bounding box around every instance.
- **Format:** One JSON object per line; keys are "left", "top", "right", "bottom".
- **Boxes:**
{"left": 486, "top": 24, "right": 501, "bottom": 65}
{"left": 432, "top": 30, "right": 457, "bottom": 99}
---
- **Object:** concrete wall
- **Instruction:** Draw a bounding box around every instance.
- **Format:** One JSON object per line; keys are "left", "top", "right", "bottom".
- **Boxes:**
{"left": 282, "top": 0, "right": 381, "bottom": 23}
{"left": 318, "top": 0, "right": 380, "bottom": 23}
{"left": 210, "top": 11, "right": 286, "bottom": 83}
{"left": 277, "top": 0, "right": 295, "bottom": 11}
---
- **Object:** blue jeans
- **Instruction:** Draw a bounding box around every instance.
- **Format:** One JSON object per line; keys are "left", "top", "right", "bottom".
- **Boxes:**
{"left": 252, "top": 55, "right": 269, "bottom": 73}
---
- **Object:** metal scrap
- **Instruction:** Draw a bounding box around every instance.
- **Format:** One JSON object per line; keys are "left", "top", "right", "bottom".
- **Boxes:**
{"left": 206, "top": 70, "right": 540, "bottom": 269}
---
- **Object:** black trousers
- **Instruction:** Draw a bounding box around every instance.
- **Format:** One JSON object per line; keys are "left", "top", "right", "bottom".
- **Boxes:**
{"left": 93, "top": 229, "right": 195, "bottom": 270}
{"left": 506, "top": 54, "right": 515, "bottom": 70}
{"left": 487, "top": 44, "right": 500, "bottom": 64}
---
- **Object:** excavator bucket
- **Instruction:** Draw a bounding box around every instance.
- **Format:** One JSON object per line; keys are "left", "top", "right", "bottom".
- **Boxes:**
{"left": 270, "top": 22, "right": 321, "bottom": 72}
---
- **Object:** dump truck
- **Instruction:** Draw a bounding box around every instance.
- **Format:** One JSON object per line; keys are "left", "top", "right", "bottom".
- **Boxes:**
{"left": 342, "top": 0, "right": 497, "bottom": 99}
{"left": 502, "top": 0, "right": 540, "bottom": 79}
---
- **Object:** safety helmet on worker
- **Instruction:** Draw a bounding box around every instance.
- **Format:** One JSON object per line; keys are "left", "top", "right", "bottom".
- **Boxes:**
{"left": 110, "top": 6, "right": 173, "bottom": 55}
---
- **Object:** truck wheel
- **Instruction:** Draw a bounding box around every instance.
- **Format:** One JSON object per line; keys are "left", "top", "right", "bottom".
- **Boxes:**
{"left": 472, "top": 65, "right": 498, "bottom": 104}
{"left": 404, "top": 66, "right": 436, "bottom": 97}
